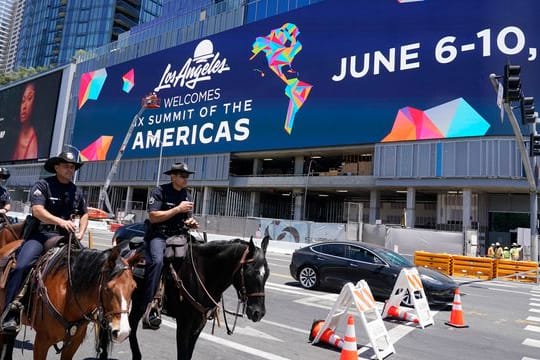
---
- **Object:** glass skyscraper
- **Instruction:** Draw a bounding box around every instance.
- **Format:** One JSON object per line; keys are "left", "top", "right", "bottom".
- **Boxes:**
{"left": 15, "top": 0, "right": 163, "bottom": 69}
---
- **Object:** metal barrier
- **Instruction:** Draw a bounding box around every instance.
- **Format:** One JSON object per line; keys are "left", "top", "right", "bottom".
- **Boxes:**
{"left": 413, "top": 251, "right": 453, "bottom": 275}
{"left": 450, "top": 255, "right": 495, "bottom": 280}
{"left": 495, "top": 259, "right": 539, "bottom": 283}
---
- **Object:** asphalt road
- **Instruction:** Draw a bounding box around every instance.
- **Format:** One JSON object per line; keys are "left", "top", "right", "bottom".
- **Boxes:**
{"left": 6, "top": 229, "right": 540, "bottom": 359}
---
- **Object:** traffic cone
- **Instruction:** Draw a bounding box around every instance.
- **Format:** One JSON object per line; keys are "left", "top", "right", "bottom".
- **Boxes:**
{"left": 309, "top": 320, "right": 344, "bottom": 349}
{"left": 386, "top": 305, "right": 420, "bottom": 324}
{"left": 445, "top": 288, "right": 469, "bottom": 328}
{"left": 339, "top": 315, "right": 358, "bottom": 360}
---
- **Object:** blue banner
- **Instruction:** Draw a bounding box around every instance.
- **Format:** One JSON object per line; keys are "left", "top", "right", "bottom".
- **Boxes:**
{"left": 73, "top": 0, "right": 540, "bottom": 160}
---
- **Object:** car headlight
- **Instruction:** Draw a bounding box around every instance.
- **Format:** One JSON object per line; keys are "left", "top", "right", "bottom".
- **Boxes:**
{"left": 420, "top": 273, "right": 443, "bottom": 285}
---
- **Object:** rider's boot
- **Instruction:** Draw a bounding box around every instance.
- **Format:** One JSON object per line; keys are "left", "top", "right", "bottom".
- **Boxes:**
{"left": 142, "top": 300, "right": 161, "bottom": 330}
{"left": 0, "top": 301, "right": 22, "bottom": 334}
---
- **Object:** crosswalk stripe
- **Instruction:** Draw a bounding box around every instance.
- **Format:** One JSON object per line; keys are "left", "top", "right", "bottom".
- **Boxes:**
{"left": 530, "top": 303, "right": 540, "bottom": 307}
{"left": 522, "top": 357, "right": 539, "bottom": 360}
{"left": 525, "top": 325, "right": 540, "bottom": 333}
{"left": 523, "top": 338, "right": 540, "bottom": 348}
{"left": 530, "top": 308, "right": 540, "bottom": 314}
{"left": 527, "top": 316, "right": 540, "bottom": 322}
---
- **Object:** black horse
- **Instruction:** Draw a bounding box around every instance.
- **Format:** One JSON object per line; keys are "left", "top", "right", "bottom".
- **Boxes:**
{"left": 111, "top": 235, "right": 269, "bottom": 360}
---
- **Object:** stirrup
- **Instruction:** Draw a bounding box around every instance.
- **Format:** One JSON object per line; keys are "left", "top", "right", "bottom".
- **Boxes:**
{"left": 142, "top": 302, "right": 161, "bottom": 330}
{"left": 0, "top": 301, "right": 22, "bottom": 334}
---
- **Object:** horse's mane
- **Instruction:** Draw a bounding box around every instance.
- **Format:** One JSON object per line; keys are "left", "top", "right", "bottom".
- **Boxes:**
{"left": 193, "top": 239, "right": 248, "bottom": 259}
{"left": 52, "top": 248, "right": 109, "bottom": 294}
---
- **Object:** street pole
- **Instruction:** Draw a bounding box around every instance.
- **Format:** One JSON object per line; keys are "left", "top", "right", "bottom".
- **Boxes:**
{"left": 302, "top": 156, "right": 321, "bottom": 220}
{"left": 489, "top": 74, "right": 538, "bottom": 262}
{"left": 150, "top": 134, "right": 164, "bottom": 187}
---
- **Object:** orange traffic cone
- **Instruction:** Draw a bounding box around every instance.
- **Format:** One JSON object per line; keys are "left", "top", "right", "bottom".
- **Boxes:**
{"left": 386, "top": 305, "right": 420, "bottom": 324}
{"left": 309, "top": 320, "right": 344, "bottom": 349}
{"left": 339, "top": 315, "right": 358, "bottom": 360}
{"left": 445, "top": 288, "right": 468, "bottom": 328}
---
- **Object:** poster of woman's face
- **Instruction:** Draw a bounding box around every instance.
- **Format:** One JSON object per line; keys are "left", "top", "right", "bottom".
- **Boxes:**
{"left": 0, "top": 71, "right": 63, "bottom": 163}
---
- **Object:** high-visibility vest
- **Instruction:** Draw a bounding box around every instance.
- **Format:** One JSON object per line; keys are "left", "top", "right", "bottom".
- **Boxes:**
{"left": 510, "top": 247, "right": 521, "bottom": 261}
{"left": 502, "top": 249, "right": 511, "bottom": 259}
{"left": 495, "top": 247, "right": 504, "bottom": 259}
{"left": 487, "top": 247, "right": 495, "bottom": 258}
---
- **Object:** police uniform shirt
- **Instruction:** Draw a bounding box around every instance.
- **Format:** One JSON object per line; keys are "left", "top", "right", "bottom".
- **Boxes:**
{"left": 0, "top": 185, "right": 11, "bottom": 209}
{"left": 31, "top": 176, "right": 87, "bottom": 219}
{"left": 148, "top": 183, "right": 192, "bottom": 236}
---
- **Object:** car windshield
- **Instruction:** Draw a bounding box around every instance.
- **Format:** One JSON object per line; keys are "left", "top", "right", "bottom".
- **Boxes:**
{"left": 375, "top": 247, "right": 413, "bottom": 267}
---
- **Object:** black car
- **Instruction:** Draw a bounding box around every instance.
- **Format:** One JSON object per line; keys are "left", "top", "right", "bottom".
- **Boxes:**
{"left": 112, "top": 222, "right": 145, "bottom": 246}
{"left": 289, "top": 241, "right": 457, "bottom": 306}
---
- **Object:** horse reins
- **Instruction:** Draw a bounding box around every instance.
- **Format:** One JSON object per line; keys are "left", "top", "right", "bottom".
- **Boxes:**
{"left": 0, "top": 213, "right": 19, "bottom": 240}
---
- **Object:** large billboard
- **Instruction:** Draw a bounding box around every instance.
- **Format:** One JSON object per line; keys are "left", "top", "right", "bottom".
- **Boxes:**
{"left": 0, "top": 71, "right": 63, "bottom": 163}
{"left": 73, "top": 0, "right": 540, "bottom": 161}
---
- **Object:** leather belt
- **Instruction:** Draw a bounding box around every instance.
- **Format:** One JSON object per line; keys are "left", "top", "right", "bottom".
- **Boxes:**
{"left": 39, "top": 224, "right": 61, "bottom": 232}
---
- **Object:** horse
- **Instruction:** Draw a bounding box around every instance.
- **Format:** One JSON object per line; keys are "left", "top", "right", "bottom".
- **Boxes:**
{"left": 120, "top": 235, "right": 270, "bottom": 360}
{"left": 0, "top": 241, "right": 143, "bottom": 360}
{"left": 0, "top": 220, "right": 24, "bottom": 248}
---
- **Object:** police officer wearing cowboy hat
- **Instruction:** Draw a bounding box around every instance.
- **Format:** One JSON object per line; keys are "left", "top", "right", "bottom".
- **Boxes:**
{"left": 142, "top": 161, "right": 199, "bottom": 330}
{"left": 1, "top": 151, "right": 88, "bottom": 333}
{"left": 0, "top": 168, "right": 12, "bottom": 219}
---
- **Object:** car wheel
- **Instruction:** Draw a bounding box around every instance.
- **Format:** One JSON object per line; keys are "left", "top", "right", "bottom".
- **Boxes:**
{"left": 298, "top": 266, "right": 318, "bottom": 289}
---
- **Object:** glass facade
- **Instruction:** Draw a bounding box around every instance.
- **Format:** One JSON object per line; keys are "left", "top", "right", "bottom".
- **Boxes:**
{"left": 15, "top": 0, "right": 163, "bottom": 69}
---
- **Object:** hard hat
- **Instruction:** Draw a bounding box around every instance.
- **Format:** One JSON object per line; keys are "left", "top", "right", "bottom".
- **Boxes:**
{"left": 495, "top": 242, "right": 500, "bottom": 246}
{"left": 490, "top": 243, "right": 495, "bottom": 246}
{"left": 512, "top": 242, "right": 518, "bottom": 247}
{"left": 504, "top": 246, "right": 509, "bottom": 250}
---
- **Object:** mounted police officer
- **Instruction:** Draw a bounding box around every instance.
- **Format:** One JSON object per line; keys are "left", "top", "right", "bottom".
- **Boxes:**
{"left": 1, "top": 151, "right": 88, "bottom": 333}
{"left": 142, "top": 162, "right": 199, "bottom": 330}
{"left": 0, "top": 168, "right": 11, "bottom": 222}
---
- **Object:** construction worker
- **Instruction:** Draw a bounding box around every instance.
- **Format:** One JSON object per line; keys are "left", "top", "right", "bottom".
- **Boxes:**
{"left": 487, "top": 243, "right": 496, "bottom": 258}
{"left": 494, "top": 242, "right": 503, "bottom": 259}
{"left": 502, "top": 246, "right": 511, "bottom": 259}
{"left": 510, "top": 243, "right": 522, "bottom": 261}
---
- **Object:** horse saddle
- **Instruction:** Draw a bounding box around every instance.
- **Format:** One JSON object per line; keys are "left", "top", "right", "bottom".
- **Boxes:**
{"left": 0, "top": 242, "right": 21, "bottom": 288}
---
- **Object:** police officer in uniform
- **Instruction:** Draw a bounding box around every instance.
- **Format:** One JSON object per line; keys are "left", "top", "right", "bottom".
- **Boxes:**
{"left": 0, "top": 168, "right": 12, "bottom": 221}
{"left": 142, "top": 162, "right": 198, "bottom": 330}
{"left": 1, "top": 151, "right": 88, "bottom": 333}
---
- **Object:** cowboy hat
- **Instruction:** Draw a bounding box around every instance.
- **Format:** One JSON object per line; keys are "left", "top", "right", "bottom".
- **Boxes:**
{"left": 0, "top": 167, "right": 10, "bottom": 180}
{"left": 163, "top": 162, "right": 194, "bottom": 175}
{"left": 44, "top": 151, "right": 83, "bottom": 173}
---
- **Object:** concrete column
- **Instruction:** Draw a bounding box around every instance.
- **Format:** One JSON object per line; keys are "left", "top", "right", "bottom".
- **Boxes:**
{"left": 253, "top": 158, "right": 263, "bottom": 175}
{"left": 294, "top": 155, "right": 304, "bottom": 175}
{"left": 462, "top": 188, "right": 472, "bottom": 231}
{"left": 292, "top": 189, "right": 303, "bottom": 220}
{"left": 125, "top": 186, "right": 133, "bottom": 213}
{"left": 369, "top": 190, "right": 380, "bottom": 224}
{"left": 249, "top": 191, "right": 261, "bottom": 217}
{"left": 201, "top": 186, "right": 213, "bottom": 216}
{"left": 406, "top": 187, "right": 416, "bottom": 228}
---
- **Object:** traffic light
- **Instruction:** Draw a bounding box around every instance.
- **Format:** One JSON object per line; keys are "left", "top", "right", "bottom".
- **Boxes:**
{"left": 503, "top": 64, "right": 521, "bottom": 102}
{"left": 521, "top": 97, "right": 536, "bottom": 124}
{"left": 530, "top": 134, "right": 540, "bottom": 157}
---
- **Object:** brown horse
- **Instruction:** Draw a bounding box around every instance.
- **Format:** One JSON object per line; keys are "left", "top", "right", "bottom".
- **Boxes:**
{"left": 0, "top": 242, "right": 142, "bottom": 360}
{"left": 0, "top": 220, "right": 24, "bottom": 248}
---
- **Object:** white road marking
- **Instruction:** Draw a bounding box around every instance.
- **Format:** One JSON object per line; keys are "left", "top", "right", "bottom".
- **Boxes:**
{"left": 487, "top": 288, "right": 532, "bottom": 295}
{"left": 521, "top": 357, "right": 539, "bottom": 360}
{"left": 527, "top": 316, "right": 540, "bottom": 322}
{"left": 530, "top": 303, "right": 540, "bottom": 307}
{"left": 525, "top": 325, "right": 540, "bottom": 333}
{"left": 261, "top": 319, "right": 310, "bottom": 335}
{"left": 161, "top": 319, "right": 291, "bottom": 360}
{"left": 523, "top": 338, "right": 540, "bottom": 348}
{"left": 530, "top": 308, "right": 540, "bottom": 314}
{"left": 531, "top": 298, "right": 540, "bottom": 302}
{"left": 234, "top": 326, "right": 283, "bottom": 342}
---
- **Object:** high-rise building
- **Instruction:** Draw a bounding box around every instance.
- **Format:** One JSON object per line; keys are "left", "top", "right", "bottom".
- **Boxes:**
{"left": 15, "top": 0, "right": 163, "bottom": 69}
{"left": 0, "top": 0, "right": 24, "bottom": 73}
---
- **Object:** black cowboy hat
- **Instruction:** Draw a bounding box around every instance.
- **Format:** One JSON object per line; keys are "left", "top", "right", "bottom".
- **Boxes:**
{"left": 0, "top": 168, "right": 10, "bottom": 180}
{"left": 44, "top": 151, "right": 83, "bottom": 173}
{"left": 163, "top": 162, "right": 194, "bottom": 175}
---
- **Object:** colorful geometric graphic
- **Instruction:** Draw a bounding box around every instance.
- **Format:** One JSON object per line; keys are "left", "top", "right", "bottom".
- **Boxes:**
{"left": 250, "top": 23, "right": 313, "bottom": 134}
{"left": 122, "top": 69, "right": 135, "bottom": 93}
{"left": 382, "top": 98, "right": 490, "bottom": 142}
{"left": 80, "top": 135, "right": 114, "bottom": 161}
{"left": 78, "top": 68, "right": 107, "bottom": 109}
